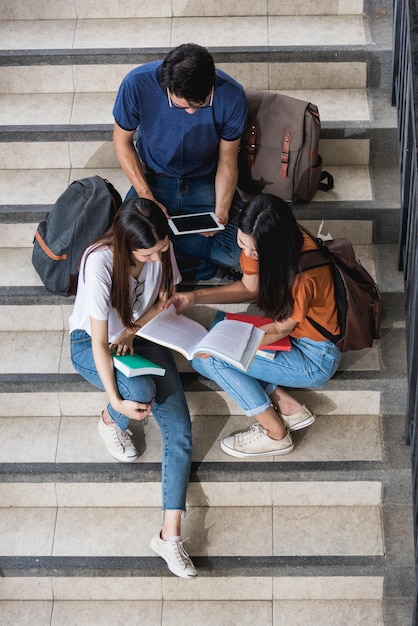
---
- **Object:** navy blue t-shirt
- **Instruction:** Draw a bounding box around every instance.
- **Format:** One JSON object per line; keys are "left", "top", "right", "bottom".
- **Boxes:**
{"left": 113, "top": 61, "right": 247, "bottom": 179}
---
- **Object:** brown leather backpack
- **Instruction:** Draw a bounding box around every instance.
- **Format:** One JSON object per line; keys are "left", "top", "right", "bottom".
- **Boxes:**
{"left": 238, "top": 89, "right": 333, "bottom": 203}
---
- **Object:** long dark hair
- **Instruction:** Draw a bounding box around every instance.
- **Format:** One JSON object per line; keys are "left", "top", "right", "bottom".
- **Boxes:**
{"left": 238, "top": 194, "right": 303, "bottom": 320}
{"left": 84, "top": 197, "right": 173, "bottom": 328}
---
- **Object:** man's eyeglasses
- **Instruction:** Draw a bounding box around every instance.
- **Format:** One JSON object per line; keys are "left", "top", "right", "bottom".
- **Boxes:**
{"left": 167, "top": 86, "right": 214, "bottom": 110}
{"left": 132, "top": 280, "right": 145, "bottom": 314}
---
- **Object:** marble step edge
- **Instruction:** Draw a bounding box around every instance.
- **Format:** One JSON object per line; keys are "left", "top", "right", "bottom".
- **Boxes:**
{"left": 0, "top": 460, "right": 408, "bottom": 487}
{"left": 0, "top": 115, "right": 398, "bottom": 142}
{"left": 0, "top": 48, "right": 392, "bottom": 92}
{"left": 0, "top": 554, "right": 395, "bottom": 582}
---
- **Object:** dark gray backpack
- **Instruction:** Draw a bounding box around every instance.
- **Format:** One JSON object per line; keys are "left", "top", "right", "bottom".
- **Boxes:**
{"left": 32, "top": 176, "right": 122, "bottom": 296}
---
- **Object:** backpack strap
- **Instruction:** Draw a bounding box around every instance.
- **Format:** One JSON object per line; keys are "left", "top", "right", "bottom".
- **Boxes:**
{"left": 297, "top": 226, "right": 342, "bottom": 344}
{"left": 318, "top": 170, "right": 334, "bottom": 192}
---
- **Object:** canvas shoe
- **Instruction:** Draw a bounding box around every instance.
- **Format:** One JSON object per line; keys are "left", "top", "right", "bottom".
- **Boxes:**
{"left": 220, "top": 422, "right": 294, "bottom": 458}
{"left": 279, "top": 404, "right": 315, "bottom": 432}
{"left": 150, "top": 532, "right": 197, "bottom": 579}
{"left": 97, "top": 415, "right": 139, "bottom": 463}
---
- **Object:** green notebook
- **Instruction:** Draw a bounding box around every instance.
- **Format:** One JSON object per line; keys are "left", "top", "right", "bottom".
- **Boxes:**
{"left": 113, "top": 353, "right": 166, "bottom": 378}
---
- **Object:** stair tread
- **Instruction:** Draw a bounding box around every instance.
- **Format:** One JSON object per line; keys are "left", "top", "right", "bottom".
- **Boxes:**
{"left": 0, "top": 504, "right": 384, "bottom": 557}
{"left": 0, "top": 3, "right": 412, "bottom": 619}
{"left": 0, "top": 574, "right": 385, "bottom": 599}
{"left": 0, "top": 90, "right": 376, "bottom": 125}
{"left": 0, "top": 412, "right": 383, "bottom": 465}
{"left": 0, "top": 599, "right": 386, "bottom": 626}
{"left": 0, "top": 16, "right": 369, "bottom": 51}
{"left": 0, "top": 166, "right": 375, "bottom": 208}
{"left": 1, "top": 0, "right": 367, "bottom": 21}
{"left": 0, "top": 480, "right": 383, "bottom": 507}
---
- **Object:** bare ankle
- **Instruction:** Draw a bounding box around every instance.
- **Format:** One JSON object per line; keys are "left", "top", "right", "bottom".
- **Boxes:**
{"left": 101, "top": 409, "right": 114, "bottom": 426}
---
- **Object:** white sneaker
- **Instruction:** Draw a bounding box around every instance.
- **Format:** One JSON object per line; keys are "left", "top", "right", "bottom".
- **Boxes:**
{"left": 150, "top": 532, "right": 197, "bottom": 579}
{"left": 220, "top": 422, "right": 294, "bottom": 458}
{"left": 97, "top": 415, "right": 139, "bottom": 463}
{"left": 279, "top": 404, "right": 315, "bottom": 432}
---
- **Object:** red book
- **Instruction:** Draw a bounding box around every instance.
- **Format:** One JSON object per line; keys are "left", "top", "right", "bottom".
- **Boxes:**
{"left": 225, "top": 312, "right": 291, "bottom": 351}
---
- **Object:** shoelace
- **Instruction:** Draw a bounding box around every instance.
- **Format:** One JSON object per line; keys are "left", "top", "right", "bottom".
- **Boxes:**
{"left": 111, "top": 424, "right": 136, "bottom": 452}
{"left": 237, "top": 423, "right": 265, "bottom": 446}
{"left": 173, "top": 539, "right": 194, "bottom": 568}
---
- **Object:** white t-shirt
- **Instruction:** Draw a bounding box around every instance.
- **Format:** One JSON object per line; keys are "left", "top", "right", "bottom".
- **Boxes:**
{"left": 68, "top": 242, "right": 181, "bottom": 342}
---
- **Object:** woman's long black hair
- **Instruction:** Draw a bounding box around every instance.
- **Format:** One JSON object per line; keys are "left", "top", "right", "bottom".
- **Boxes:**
{"left": 83, "top": 197, "right": 173, "bottom": 329}
{"left": 238, "top": 194, "right": 303, "bottom": 320}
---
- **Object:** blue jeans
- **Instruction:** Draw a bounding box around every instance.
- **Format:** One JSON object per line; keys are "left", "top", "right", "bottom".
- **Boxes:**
{"left": 125, "top": 174, "right": 242, "bottom": 280}
{"left": 70, "top": 330, "right": 192, "bottom": 510}
{"left": 192, "top": 337, "right": 342, "bottom": 417}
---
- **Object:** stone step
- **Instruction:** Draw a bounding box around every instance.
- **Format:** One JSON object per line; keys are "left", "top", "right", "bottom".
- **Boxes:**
{"left": 0, "top": 390, "right": 382, "bottom": 464}
{"left": 0, "top": 502, "right": 384, "bottom": 557}
{"left": 0, "top": 165, "right": 377, "bottom": 209}
{"left": 0, "top": 139, "right": 373, "bottom": 174}
{"left": 0, "top": 0, "right": 367, "bottom": 21}
{"left": 0, "top": 586, "right": 386, "bottom": 626}
{"left": 0, "top": 61, "right": 368, "bottom": 94}
{"left": 0, "top": 84, "right": 377, "bottom": 125}
{"left": 0, "top": 16, "right": 372, "bottom": 51}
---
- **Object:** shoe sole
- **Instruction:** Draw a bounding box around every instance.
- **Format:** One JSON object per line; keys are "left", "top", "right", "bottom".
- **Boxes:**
{"left": 287, "top": 415, "right": 316, "bottom": 432}
{"left": 150, "top": 538, "right": 197, "bottom": 579}
{"left": 220, "top": 439, "right": 294, "bottom": 458}
{"left": 106, "top": 449, "right": 139, "bottom": 463}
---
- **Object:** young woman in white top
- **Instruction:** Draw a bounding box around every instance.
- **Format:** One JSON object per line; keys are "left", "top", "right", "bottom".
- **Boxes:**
{"left": 69, "top": 198, "right": 196, "bottom": 578}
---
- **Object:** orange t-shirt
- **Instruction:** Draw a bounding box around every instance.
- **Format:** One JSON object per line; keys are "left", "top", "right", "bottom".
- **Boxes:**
{"left": 240, "top": 230, "right": 340, "bottom": 342}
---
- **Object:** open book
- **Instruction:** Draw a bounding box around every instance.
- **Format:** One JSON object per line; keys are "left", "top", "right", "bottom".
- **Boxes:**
{"left": 136, "top": 304, "right": 265, "bottom": 371}
{"left": 212, "top": 311, "right": 291, "bottom": 359}
{"left": 113, "top": 353, "right": 166, "bottom": 378}
{"left": 224, "top": 312, "right": 291, "bottom": 352}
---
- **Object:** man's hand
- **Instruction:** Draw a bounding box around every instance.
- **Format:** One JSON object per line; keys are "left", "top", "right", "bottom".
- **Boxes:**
{"left": 214, "top": 206, "right": 230, "bottom": 225}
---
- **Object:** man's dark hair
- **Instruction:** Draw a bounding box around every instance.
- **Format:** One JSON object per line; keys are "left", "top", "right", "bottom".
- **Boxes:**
{"left": 160, "top": 43, "right": 216, "bottom": 104}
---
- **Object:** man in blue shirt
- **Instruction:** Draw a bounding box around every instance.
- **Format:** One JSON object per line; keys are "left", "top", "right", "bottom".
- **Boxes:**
{"left": 113, "top": 43, "right": 248, "bottom": 280}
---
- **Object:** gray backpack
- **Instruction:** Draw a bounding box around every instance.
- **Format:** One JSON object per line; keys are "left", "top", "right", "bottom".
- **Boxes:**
{"left": 238, "top": 89, "right": 334, "bottom": 203}
{"left": 32, "top": 176, "right": 122, "bottom": 296}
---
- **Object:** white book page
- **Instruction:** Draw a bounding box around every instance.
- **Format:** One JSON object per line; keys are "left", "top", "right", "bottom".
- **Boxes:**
{"left": 137, "top": 305, "right": 207, "bottom": 359}
{"left": 195, "top": 320, "right": 252, "bottom": 361}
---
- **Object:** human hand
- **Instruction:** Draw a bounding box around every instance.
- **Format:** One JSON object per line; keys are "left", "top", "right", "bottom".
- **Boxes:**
{"left": 109, "top": 328, "right": 135, "bottom": 356}
{"left": 117, "top": 398, "right": 154, "bottom": 421}
{"left": 156, "top": 200, "right": 169, "bottom": 219}
{"left": 214, "top": 207, "right": 229, "bottom": 225}
{"left": 164, "top": 291, "right": 197, "bottom": 313}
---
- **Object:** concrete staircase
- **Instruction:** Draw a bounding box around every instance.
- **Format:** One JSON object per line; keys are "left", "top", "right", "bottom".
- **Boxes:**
{"left": 0, "top": 1, "right": 414, "bottom": 625}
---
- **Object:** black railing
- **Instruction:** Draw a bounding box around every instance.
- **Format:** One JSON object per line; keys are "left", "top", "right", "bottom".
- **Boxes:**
{"left": 392, "top": 0, "right": 418, "bottom": 621}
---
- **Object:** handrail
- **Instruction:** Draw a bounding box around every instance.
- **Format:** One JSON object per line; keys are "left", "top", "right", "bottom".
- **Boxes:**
{"left": 392, "top": 0, "right": 418, "bottom": 622}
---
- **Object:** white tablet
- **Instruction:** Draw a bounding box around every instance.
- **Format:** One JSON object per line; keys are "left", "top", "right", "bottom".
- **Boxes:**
{"left": 168, "top": 212, "right": 225, "bottom": 235}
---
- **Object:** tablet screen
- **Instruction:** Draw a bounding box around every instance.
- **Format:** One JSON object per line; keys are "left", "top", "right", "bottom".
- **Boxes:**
{"left": 169, "top": 212, "right": 224, "bottom": 235}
